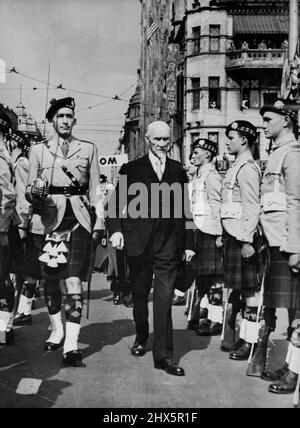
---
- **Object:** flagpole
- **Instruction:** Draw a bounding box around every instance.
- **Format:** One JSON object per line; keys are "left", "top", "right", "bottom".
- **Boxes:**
{"left": 289, "top": 0, "right": 298, "bottom": 61}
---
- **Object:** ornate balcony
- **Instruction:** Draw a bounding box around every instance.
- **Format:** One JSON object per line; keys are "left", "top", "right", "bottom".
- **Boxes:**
{"left": 226, "top": 49, "right": 285, "bottom": 71}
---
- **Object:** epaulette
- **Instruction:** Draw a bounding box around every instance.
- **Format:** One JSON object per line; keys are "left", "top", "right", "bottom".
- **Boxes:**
{"left": 76, "top": 138, "right": 94, "bottom": 145}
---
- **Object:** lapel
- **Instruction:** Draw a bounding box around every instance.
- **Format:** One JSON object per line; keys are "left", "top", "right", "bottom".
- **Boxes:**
{"left": 67, "top": 137, "right": 81, "bottom": 159}
{"left": 137, "top": 155, "right": 159, "bottom": 186}
{"left": 47, "top": 135, "right": 64, "bottom": 159}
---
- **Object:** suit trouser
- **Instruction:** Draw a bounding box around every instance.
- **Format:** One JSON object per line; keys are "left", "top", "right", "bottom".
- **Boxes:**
{"left": 128, "top": 226, "right": 178, "bottom": 362}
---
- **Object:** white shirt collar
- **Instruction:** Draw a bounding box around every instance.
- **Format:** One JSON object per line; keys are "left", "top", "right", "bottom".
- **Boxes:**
{"left": 148, "top": 150, "right": 166, "bottom": 169}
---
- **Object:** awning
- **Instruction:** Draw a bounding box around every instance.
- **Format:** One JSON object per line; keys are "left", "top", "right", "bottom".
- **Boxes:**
{"left": 233, "top": 15, "right": 289, "bottom": 34}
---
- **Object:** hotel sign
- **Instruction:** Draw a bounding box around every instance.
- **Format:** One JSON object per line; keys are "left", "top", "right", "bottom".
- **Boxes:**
{"left": 166, "top": 44, "right": 179, "bottom": 117}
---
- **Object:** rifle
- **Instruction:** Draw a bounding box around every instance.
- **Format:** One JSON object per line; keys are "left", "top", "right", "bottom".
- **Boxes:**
{"left": 86, "top": 206, "right": 97, "bottom": 320}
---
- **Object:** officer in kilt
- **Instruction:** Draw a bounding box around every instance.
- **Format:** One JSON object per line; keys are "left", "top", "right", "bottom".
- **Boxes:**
{"left": 220, "top": 121, "right": 262, "bottom": 361}
{"left": 25, "top": 97, "right": 103, "bottom": 367}
{"left": 189, "top": 138, "right": 224, "bottom": 336}
{"left": 259, "top": 99, "right": 300, "bottom": 394}
{"left": 0, "top": 111, "right": 17, "bottom": 345}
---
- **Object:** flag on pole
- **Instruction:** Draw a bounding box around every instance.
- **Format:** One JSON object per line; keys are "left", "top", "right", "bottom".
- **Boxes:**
{"left": 147, "top": 10, "right": 159, "bottom": 50}
{"left": 281, "top": 44, "right": 300, "bottom": 101}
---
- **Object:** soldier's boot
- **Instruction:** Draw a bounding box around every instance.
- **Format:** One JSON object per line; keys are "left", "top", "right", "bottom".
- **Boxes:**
{"left": 268, "top": 329, "right": 300, "bottom": 395}
{"left": 0, "top": 278, "right": 15, "bottom": 346}
{"left": 198, "top": 285, "right": 223, "bottom": 336}
{"left": 247, "top": 324, "right": 272, "bottom": 377}
{"left": 221, "top": 290, "right": 244, "bottom": 352}
{"left": 13, "top": 281, "right": 36, "bottom": 326}
{"left": 230, "top": 307, "right": 259, "bottom": 361}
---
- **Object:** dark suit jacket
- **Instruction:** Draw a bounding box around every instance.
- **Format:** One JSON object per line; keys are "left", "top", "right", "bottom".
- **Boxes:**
{"left": 107, "top": 154, "right": 194, "bottom": 258}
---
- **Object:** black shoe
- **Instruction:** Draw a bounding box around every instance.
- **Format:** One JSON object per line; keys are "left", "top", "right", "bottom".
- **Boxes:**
{"left": 131, "top": 343, "right": 146, "bottom": 357}
{"left": 197, "top": 322, "right": 222, "bottom": 336}
{"left": 44, "top": 340, "right": 64, "bottom": 351}
{"left": 122, "top": 293, "right": 133, "bottom": 308}
{"left": 113, "top": 292, "right": 122, "bottom": 305}
{"left": 13, "top": 313, "right": 32, "bottom": 326}
{"left": 187, "top": 320, "right": 199, "bottom": 331}
{"left": 172, "top": 295, "right": 185, "bottom": 306}
{"left": 63, "top": 350, "right": 86, "bottom": 367}
{"left": 221, "top": 338, "right": 244, "bottom": 353}
{"left": 154, "top": 358, "right": 185, "bottom": 376}
{"left": 268, "top": 370, "right": 298, "bottom": 394}
{"left": 230, "top": 341, "right": 253, "bottom": 360}
{"left": 261, "top": 363, "right": 289, "bottom": 382}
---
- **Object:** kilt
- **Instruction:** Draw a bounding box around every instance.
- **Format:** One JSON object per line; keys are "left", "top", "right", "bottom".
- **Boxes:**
{"left": 26, "top": 201, "right": 92, "bottom": 281}
{"left": 223, "top": 231, "right": 258, "bottom": 298}
{"left": 7, "top": 224, "right": 25, "bottom": 274}
{"left": 264, "top": 247, "right": 300, "bottom": 309}
{"left": 189, "top": 230, "right": 223, "bottom": 276}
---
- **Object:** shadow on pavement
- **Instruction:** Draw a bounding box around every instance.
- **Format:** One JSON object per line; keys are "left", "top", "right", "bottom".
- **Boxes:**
{"left": 0, "top": 313, "right": 136, "bottom": 408}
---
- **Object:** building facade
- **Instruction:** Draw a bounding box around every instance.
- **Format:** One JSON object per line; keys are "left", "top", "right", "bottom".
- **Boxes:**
{"left": 178, "top": 0, "right": 290, "bottom": 166}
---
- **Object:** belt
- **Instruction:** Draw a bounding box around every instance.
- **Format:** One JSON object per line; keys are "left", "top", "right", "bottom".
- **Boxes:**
{"left": 48, "top": 186, "right": 87, "bottom": 196}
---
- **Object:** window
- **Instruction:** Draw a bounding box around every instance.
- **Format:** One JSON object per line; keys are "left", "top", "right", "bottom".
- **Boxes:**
{"left": 241, "top": 80, "right": 260, "bottom": 109}
{"left": 209, "top": 77, "right": 221, "bottom": 109}
{"left": 209, "top": 25, "right": 220, "bottom": 52}
{"left": 192, "top": 26, "right": 201, "bottom": 53}
{"left": 191, "top": 133, "right": 200, "bottom": 144}
{"left": 191, "top": 78, "right": 201, "bottom": 110}
{"left": 263, "top": 90, "right": 278, "bottom": 106}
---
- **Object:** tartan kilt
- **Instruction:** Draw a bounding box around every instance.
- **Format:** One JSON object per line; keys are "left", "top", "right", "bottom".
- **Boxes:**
{"left": 223, "top": 231, "right": 258, "bottom": 298}
{"left": 25, "top": 217, "right": 92, "bottom": 282}
{"left": 264, "top": 247, "right": 300, "bottom": 309}
{"left": 189, "top": 230, "right": 224, "bottom": 277}
{"left": 7, "top": 224, "right": 25, "bottom": 274}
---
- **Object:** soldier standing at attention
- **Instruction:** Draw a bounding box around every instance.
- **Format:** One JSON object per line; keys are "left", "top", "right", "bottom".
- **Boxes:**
{"left": 259, "top": 99, "right": 300, "bottom": 395}
{"left": 0, "top": 111, "right": 17, "bottom": 346}
{"left": 220, "top": 121, "right": 262, "bottom": 363}
{"left": 26, "top": 97, "right": 103, "bottom": 367}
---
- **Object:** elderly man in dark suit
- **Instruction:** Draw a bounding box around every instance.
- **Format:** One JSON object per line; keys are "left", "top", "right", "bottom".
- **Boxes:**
{"left": 108, "top": 121, "right": 195, "bottom": 376}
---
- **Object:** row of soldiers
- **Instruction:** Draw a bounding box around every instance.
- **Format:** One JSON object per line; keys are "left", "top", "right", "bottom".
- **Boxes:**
{"left": 0, "top": 113, "right": 37, "bottom": 344}
{"left": 183, "top": 98, "right": 300, "bottom": 399}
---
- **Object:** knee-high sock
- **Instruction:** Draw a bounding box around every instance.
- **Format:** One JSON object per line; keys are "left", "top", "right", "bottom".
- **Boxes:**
{"left": 46, "top": 311, "right": 64, "bottom": 344}
{"left": 64, "top": 294, "right": 83, "bottom": 354}
{"left": 17, "top": 281, "right": 36, "bottom": 315}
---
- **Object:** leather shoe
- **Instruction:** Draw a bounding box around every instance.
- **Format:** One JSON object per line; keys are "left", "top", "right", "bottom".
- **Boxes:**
{"left": 44, "top": 340, "right": 64, "bottom": 351}
{"left": 172, "top": 295, "right": 185, "bottom": 306}
{"left": 268, "top": 370, "right": 298, "bottom": 394}
{"left": 197, "top": 322, "right": 222, "bottom": 336}
{"left": 131, "top": 343, "right": 146, "bottom": 357}
{"left": 63, "top": 350, "right": 86, "bottom": 367}
{"left": 113, "top": 292, "right": 122, "bottom": 305}
{"left": 230, "top": 341, "right": 253, "bottom": 360}
{"left": 221, "top": 338, "right": 244, "bottom": 353}
{"left": 187, "top": 320, "right": 199, "bottom": 331}
{"left": 261, "top": 363, "right": 289, "bottom": 382}
{"left": 154, "top": 358, "right": 185, "bottom": 376}
{"left": 122, "top": 293, "right": 133, "bottom": 308}
{"left": 13, "top": 313, "right": 32, "bottom": 326}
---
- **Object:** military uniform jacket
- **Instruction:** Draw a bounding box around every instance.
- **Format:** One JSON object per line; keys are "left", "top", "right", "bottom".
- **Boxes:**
{"left": 260, "top": 134, "right": 300, "bottom": 253}
{"left": 191, "top": 163, "right": 222, "bottom": 236}
{"left": 12, "top": 152, "right": 31, "bottom": 233}
{"left": 26, "top": 134, "right": 103, "bottom": 235}
{"left": 0, "top": 147, "right": 17, "bottom": 235}
{"left": 221, "top": 151, "right": 261, "bottom": 243}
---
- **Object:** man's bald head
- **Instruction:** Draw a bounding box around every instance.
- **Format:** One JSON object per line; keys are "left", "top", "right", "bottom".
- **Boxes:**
{"left": 145, "top": 121, "right": 172, "bottom": 159}
{"left": 146, "top": 121, "right": 170, "bottom": 138}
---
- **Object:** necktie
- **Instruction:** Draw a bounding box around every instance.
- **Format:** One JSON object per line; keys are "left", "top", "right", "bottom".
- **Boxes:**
{"left": 156, "top": 159, "right": 163, "bottom": 181}
{"left": 61, "top": 140, "right": 69, "bottom": 159}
